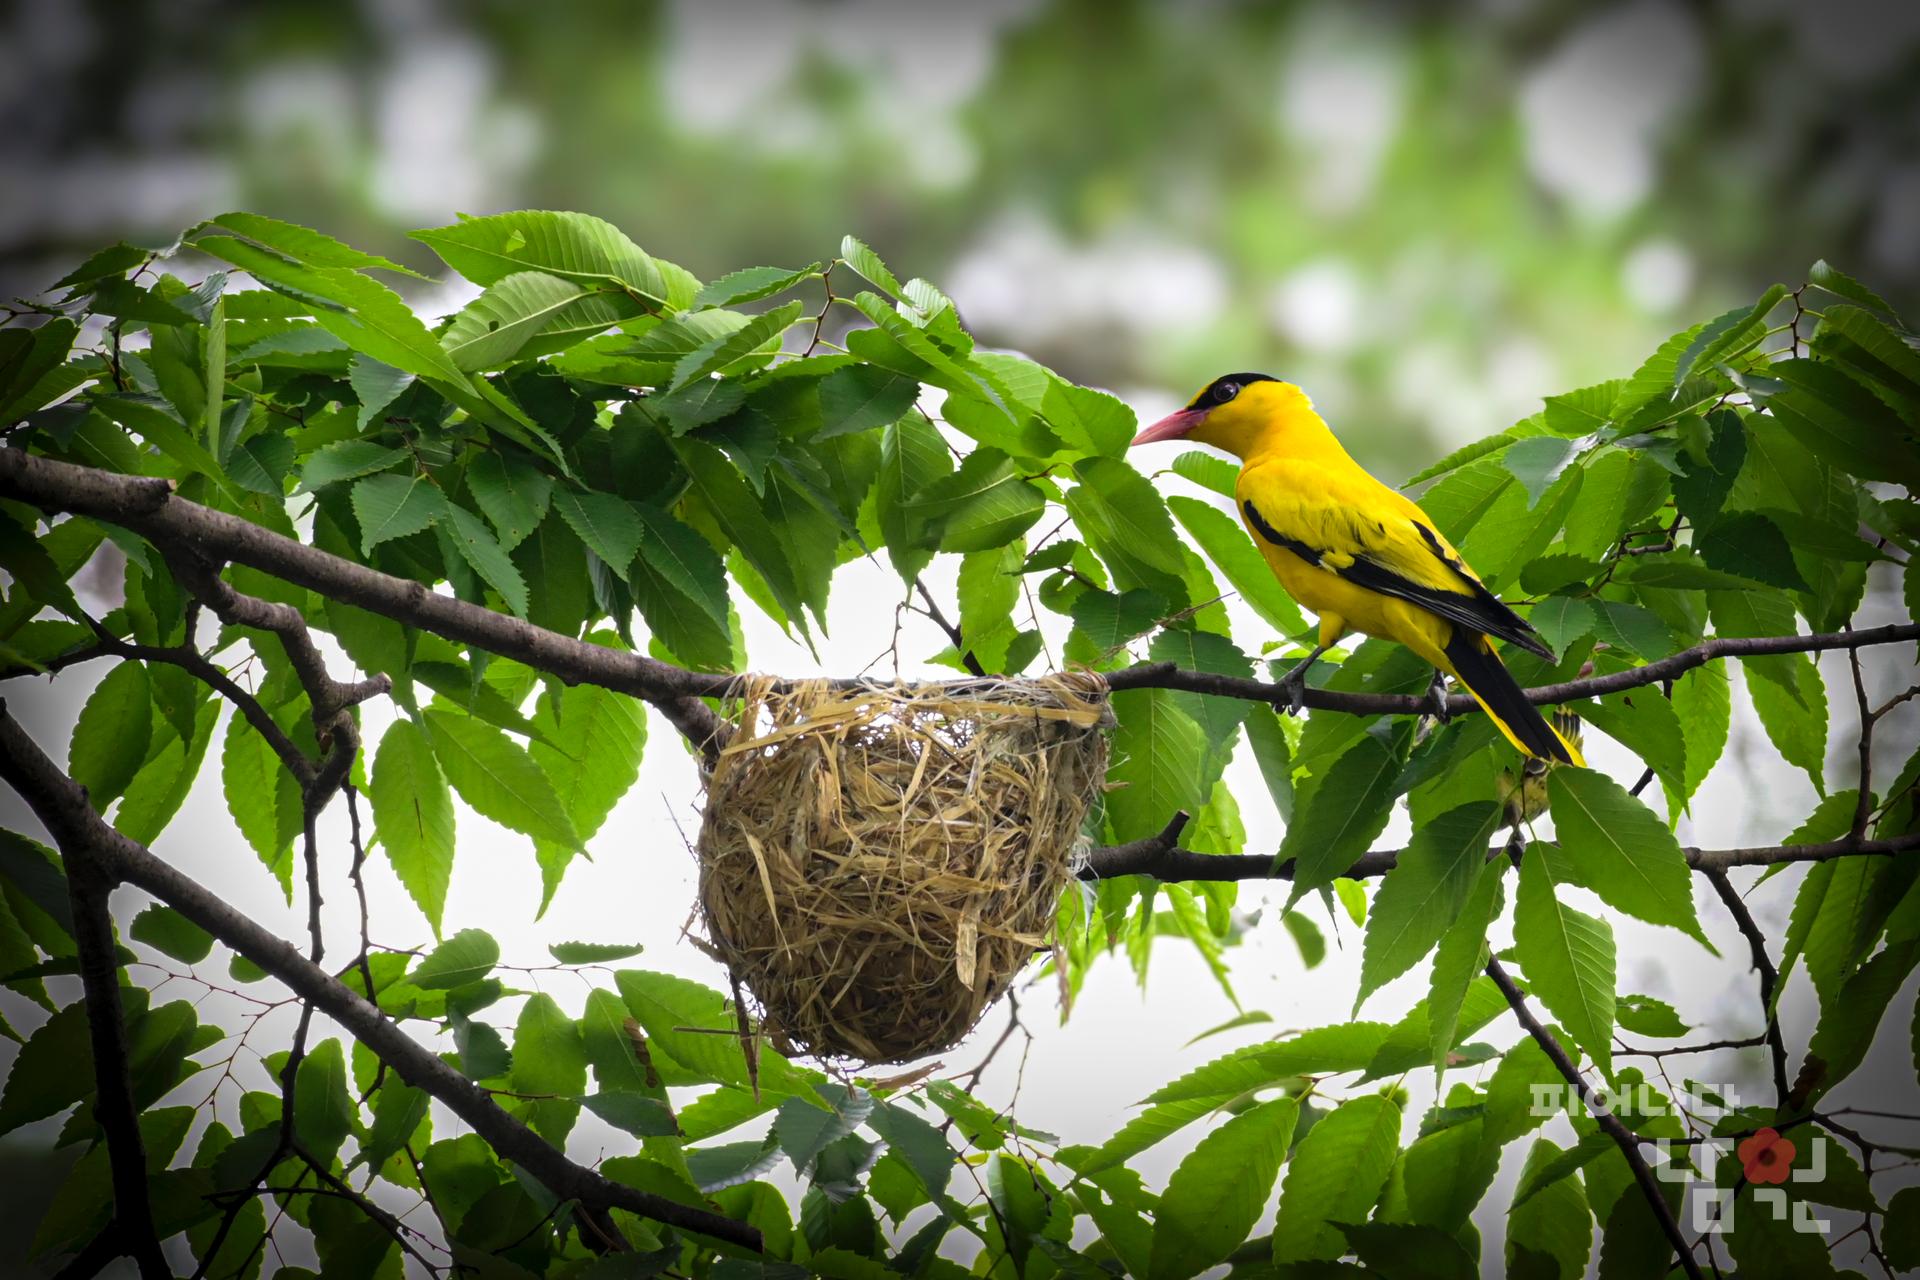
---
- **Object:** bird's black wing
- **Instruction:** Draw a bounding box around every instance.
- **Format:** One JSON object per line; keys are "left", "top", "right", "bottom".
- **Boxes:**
{"left": 1242, "top": 498, "right": 1552, "bottom": 659}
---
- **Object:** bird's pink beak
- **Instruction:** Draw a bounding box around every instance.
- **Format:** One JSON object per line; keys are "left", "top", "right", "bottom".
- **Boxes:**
{"left": 1130, "top": 407, "right": 1206, "bottom": 447}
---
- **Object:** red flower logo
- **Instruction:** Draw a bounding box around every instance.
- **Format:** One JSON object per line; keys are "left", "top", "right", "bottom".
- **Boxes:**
{"left": 1738, "top": 1127, "right": 1795, "bottom": 1184}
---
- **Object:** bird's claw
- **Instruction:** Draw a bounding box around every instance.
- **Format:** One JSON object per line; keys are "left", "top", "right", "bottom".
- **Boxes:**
{"left": 1280, "top": 673, "right": 1307, "bottom": 716}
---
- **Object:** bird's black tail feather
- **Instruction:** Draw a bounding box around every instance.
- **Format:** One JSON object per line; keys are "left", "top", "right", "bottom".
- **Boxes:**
{"left": 1443, "top": 630, "right": 1582, "bottom": 765}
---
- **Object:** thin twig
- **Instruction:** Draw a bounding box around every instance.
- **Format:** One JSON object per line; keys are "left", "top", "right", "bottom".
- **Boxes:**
{"left": 1703, "top": 869, "right": 1791, "bottom": 1107}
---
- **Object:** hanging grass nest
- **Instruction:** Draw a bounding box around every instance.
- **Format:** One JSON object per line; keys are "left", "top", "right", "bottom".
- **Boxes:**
{"left": 695, "top": 674, "right": 1111, "bottom": 1065}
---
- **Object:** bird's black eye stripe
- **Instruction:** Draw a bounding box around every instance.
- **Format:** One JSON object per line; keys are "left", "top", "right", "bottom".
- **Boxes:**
{"left": 1189, "top": 371, "right": 1278, "bottom": 410}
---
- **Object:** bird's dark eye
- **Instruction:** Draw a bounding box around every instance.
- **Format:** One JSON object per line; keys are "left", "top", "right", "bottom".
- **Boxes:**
{"left": 1214, "top": 381, "right": 1241, "bottom": 404}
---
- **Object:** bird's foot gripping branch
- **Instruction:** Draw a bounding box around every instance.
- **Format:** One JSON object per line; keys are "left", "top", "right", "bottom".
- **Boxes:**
{"left": 0, "top": 214, "right": 1916, "bottom": 1277}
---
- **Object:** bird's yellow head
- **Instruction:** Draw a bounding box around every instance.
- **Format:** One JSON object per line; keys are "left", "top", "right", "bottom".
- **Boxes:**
{"left": 1130, "top": 373, "right": 1314, "bottom": 460}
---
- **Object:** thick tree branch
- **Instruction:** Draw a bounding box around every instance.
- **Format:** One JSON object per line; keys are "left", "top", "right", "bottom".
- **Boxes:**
{"left": 0, "top": 704, "right": 762, "bottom": 1254}
{"left": 66, "top": 863, "right": 169, "bottom": 1279}
{"left": 1485, "top": 957, "right": 1704, "bottom": 1280}
{"left": 6, "top": 450, "right": 1913, "bottom": 761}
{"left": 1081, "top": 828, "right": 1920, "bottom": 883}
{"left": 0, "top": 449, "right": 725, "bottom": 752}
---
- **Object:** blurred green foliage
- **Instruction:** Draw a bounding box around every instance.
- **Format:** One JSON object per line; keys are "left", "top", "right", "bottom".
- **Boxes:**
{"left": 6, "top": 0, "right": 1919, "bottom": 470}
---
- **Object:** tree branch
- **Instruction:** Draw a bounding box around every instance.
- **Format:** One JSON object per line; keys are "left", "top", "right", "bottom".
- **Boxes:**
{"left": 0, "top": 703, "right": 762, "bottom": 1254}
{"left": 1703, "top": 869, "right": 1792, "bottom": 1108}
{"left": 0, "top": 449, "right": 724, "bottom": 752}
{"left": 1080, "top": 830, "right": 1920, "bottom": 883}
{"left": 1485, "top": 957, "right": 1704, "bottom": 1280}
{"left": 7, "top": 450, "right": 1913, "bottom": 761}
{"left": 1103, "top": 621, "right": 1920, "bottom": 715}
{"left": 66, "top": 863, "right": 169, "bottom": 1279}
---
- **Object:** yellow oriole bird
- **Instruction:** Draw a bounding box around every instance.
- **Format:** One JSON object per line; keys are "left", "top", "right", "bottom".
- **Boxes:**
{"left": 1132, "top": 373, "right": 1583, "bottom": 766}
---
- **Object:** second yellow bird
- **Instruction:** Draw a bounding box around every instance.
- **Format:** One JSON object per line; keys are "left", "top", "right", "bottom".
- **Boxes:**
{"left": 1132, "top": 373, "right": 1583, "bottom": 766}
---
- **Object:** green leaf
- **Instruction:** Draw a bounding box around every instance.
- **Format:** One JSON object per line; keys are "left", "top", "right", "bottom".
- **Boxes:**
{"left": 69, "top": 660, "right": 152, "bottom": 811}
{"left": 294, "top": 1039, "right": 354, "bottom": 1164}
{"left": 550, "top": 487, "right": 645, "bottom": 580}
{"left": 817, "top": 364, "right": 918, "bottom": 440}
{"left": 412, "top": 210, "right": 673, "bottom": 304}
{"left": 1282, "top": 725, "right": 1410, "bottom": 906}
{"left": 1693, "top": 512, "right": 1808, "bottom": 591}
{"left": 1067, "top": 457, "right": 1189, "bottom": 603}
{"left": 1748, "top": 655, "right": 1829, "bottom": 792}
{"left": 530, "top": 677, "right": 646, "bottom": 847}
{"left": 1551, "top": 767, "right": 1704, "bottom": 948}
{"left": 1104, "top": 689, "right": 1210, "bottom": 843}
{"left": 1147, "top": 1096, "right": 1299, "bottom": 1280}
{"left": 874, "top": 413, "right": 953, "bottom": 582}
{"left": 92, "top": 396, "right": 237, "bottom": 497}
{"left": 1767, "top": 357, "right": 1920, "bottom": 486}
{"left": 1169, "top": 450, "right": 1238, "bottom": 497}
{"left": 549, "top": 942, "right": 645, "bottom": 965}
{"left": 1070, "top": 588, "right": 1164, "bottom": 652}
{"left": 582, "top": 1091, "right": 678, "bottom": 1138}
{"left": 671, "top": 301, "right": 804, "bottom": 390}
{"left": 351, "top": 472, "right": 447, "bottom": 554}
{"left": 409, "top": 929, "right": 500, "bottom": 990}
{"left": 1507, "top": 1136, "right": 1594, "bottom": 1278}
{"left": 1514, "top": 843, "right": 1616, "bottom": 1079}
{"left": 1358, "top": 801, "right": 1502, "bottom": 1010}
{"left": 355, "top": 1080, "right": 429, "bottom": 1174}
{"left": 298, "top": 440, "right": 407, "bottom": 493}
{"left": 695, "top": 264, "right": 819, "bottom": 309}
{"left": 905, "top": 447, "right": 1046, "bottom": 552}
{"left": 129, "top": 905, "right": 213, "bottom": 964}
{"left": 774, "top": 1088, "right": 874, "bottom": 1175}
{"left": 1588, "top": 599, "right": 1673, "bottom": 660}
{"left": 199, "top": 210, "right": 422, "bottom": 276}
{"left": 615, "top": 969, "right": 811, "bottom": 1095}
{"left": 464, "top": 450, "right": 553, "bottom": 551}
{"left": 1166, "top": 495, "right": 1306, "bottom": 634}
{"left": 1504, "top": 435, "right": 1585, "bottom": 508}
{"left": 370, "top": 719, "right": 457, "bottom": 935}
{"left": 425, "top": 708, "right": 580, "bottom": 850}
{"left": 1042, "top": 378, "right": 1135, "bottom": 457}
{"left": 1429, "top": 859, "right": 1508, "bottom": 1075}
{"left": 0, "top": 1000, "right": 92, "bottom": 1135}
{"left": 1886, "top": 1187, "right": 1920, "bottom": 1271}
{"left": 441, "top": 504, "right": 529, "bottom": 617}
{"left": 348, "top": 356, "right": 414, "bottom": 429}
{"left": 113, "top": 696, "right": 217, "bottom": 847}
{"left": 442, "top": 271, "right": 634, "bottom": 370}
{"left": 1339, "top": 1223, "right": 1478, "bottom": 1280}
{"left": 1615, "top": 994, "right": 1688, "bottom": 1038}
{"left": 840, "top": 235, "right": 902, "bottom": 296}
{"left": 629, "top": 501, "right": 734, "bottom": 669}
{"left": 1576, "top": 692, "right": 1690, "bottom": 807}
{"left": 1149, "top": 1023, "right": 1390, "bottom": 1103}
{"left": 1669, "top": 663, "right": 1731, "bottom": 805}
{"left": 1271, "top": 1093, "right": 1402, "bottom": 1263}
{"left": 512, "top": 992, "right": 587, "bottom": 1144}
{"left": 1528, "top": 596, "right": 1595, "bottom": 659}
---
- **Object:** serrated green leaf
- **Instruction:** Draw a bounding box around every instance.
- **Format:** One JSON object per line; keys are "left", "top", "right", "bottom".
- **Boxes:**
{"left": 464, "top": 449, "right": 553, "bottom": 551}
{"left": 129, "top": 905, "right": 213, "bottom": 964}
{"left": 511, "top": 992, "right": 586, "bottom": 1144}
{"left": 69, "top": 660, "right": 152, "bottom": 811}
{"left": 817, "top": 364, "right": 918, "bottom": 440}
{"left": 298, "top": 439, "right": 406, "bottom": 493}
{"left": 293, "top": 1039, "right": 353, "bottom": 1164}
{"left": 1283, "top": 726, "right": 1411, "bottom": 906}
{"left": 1358, "top": 801, "right": 1502, "bottom": 1010}
{"left": 1514, "top": 843, "right": 1616, "bottom": 1079}
{"left": 1430, "top": 859, "right": 1508, "bottom": 1075}
{"left": 670, "top": 301, "right": 803, "bottom": 390}
{"left": 351, "top": 472, "right": 446, "bottom": 554}
{"left": 424, "top": 708, "right": 580, "bottom": 850}
{"left": 550, "top": 487, "right": 644, "bottom": 580}
{"left": 1271, "top": 1093, "right": 1402, "bottom": 1263}
{"left": 1148, "top": 1096, "right": 1299, "bottom": 1280}
{"left": 840, "top": 236, "right": 902, "bottom": 296}
{"left": 1167, "top": 495, "right": 1306, "bottom": 634}
{"left": 441, "top": 504, "right": 528, "bottom": 617}
{"left": 370, "top": 719, "right": 456, "bottom": 935}
{"left": 410, "top": 929, "right": 499, "bottom": 990}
